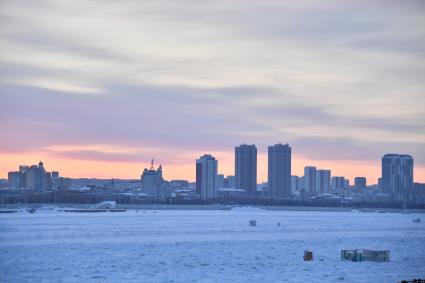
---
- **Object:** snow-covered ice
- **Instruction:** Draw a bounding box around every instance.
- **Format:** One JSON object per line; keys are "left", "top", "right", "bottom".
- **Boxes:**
{"left": 0, "top": 208, "right": 424, "bottom": 282}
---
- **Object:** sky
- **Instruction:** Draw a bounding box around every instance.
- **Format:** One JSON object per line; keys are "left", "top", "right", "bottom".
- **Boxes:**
{"left": 1, "top": 0, "right": 425, "bottom": 183}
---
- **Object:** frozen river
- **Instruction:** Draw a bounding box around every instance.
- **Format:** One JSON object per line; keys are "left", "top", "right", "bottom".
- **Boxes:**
{"left": 0, "top": 207, "right": 424, "bottom": 282}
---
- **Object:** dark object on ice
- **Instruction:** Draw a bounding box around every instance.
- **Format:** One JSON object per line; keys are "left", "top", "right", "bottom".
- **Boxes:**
{"left": 277, "top": 222, "right": 281, "bottom": 226}
{"left": 249, "top": 220, "right": 257, "bottom": 227}
{"left": 0, "top": 210, "right": 17, "bottom": 214}
{"left": 341, "top": 249, "right": 390, "bottom": 262}
{"left": 27, "top": 207, "right": 37, "bottom": 213}
{"left": 61, "top": 209, "right": 108, "bottom": 213}
{"left": 400, "top": 279, "right": 425, "bottom": 283}
{"left": 413, "top": 218, "right": 421, "bottom": 223}
{"left": 303, "top": 250, "right": 313, "bottom": 261}
{"left": 108, "top": 209, "right": 127, "bottom": 212}
{"left": 60, "top": 209, "right": 126, "bottom": 213}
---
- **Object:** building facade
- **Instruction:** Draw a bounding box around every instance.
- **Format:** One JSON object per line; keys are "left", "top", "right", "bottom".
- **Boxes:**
{"left": 291, "top": 175, "right": 303, "bottom": 195}
{"left": 316, "top": 169, "right": 331, "bottom": 194}
{"left": 225, "top": 175, "right": 236, "bottom": 188}
{"left": 235, "top": 144, "right": 257, "bottom": 197}
{"left": 267, "top": 143, "right": 291, "bottom": 200}
{"left": 381, "top": 154, "right": 414, "bottom": 202}
{"left": 25, "top": 163, "right": 46, "bottom": 191}
{"left": 354, "top": 177, "right": 367, "bottom": 190}
{"left": 304, "top": 166, "right": 317, "bottom": 194}
{"left": 8, "top": 161, "right": 52, "bottom": 191}
{"left": 140, "top": 160, "right": 164, "bottom": 197}
{"left": 331, "top": 176, "right": 347, "bottom": 192}
{"left": 196, "top": 154, "right": 218, "bottom": 200}
{"left": 7, "top": 172, "right": 21, "bottom": 188}
{"left": 216, "top": 174, "right": 225, "bottom": 189}
{"left": 411, "top": 183, "right": 425, "bottom": 204}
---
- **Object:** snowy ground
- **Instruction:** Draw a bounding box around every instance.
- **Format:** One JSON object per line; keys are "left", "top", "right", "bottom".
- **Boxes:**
{"left": 0, "top": 207, "right": 424, "bottom": 282}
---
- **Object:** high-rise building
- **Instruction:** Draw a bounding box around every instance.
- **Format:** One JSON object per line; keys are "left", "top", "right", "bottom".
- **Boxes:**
{"left": 216, "top": 174, "right": 225, "bottom": 188}
{"left": 354, "top": 177, "right": 367, "bottom": 190}
{"left": 316, "top": 169, "right": 331, "bottom": 194}
{"left": 304, "top": 166, "right": 317, "bottom": 194}
{"left": 225, "top": 175, "right": 236, "bottom": 188}
{"left": 411, "top": 183, "right": 425, "bottom": 204}
{"left": 344, "top": 179, "right": 350, "bottom": 188}
{"left": 235, "top": 144, "right": 257, "bottom": 197}
{"left": 8, "top": 162, "right": 54, "bottom": 191}
{"left": 196, "top": 160, "right": 203, "bottom": 194}
{"left": 196, "top": 154, "right": 218, "bottom": 200}
{"left": 19, "top": 165, "right": 28, "bottom": 188}
{"left": 45, "top": 172, "right": 52, "bottom": 190}
{"left": 26, "top": 162, "right": 48, "bottom": 191}
{"left": 291, "top": 175, "right": 302, "bottom": 194}
{"left": 7, "top": 172, "right": 21, "bottom": 188}
{"left": 267, "top": 143, "right": 291, "bottom": 199}
{"left": 141, "top": 160, "right": 164, "bottom": 197}
{"left": 331, "top": 176, "right": 347, "bottom": 192}
{"left": 51, "top": 171, "right": 60, "bottom": 191}
{"left": 382, "top": 154, "right": 414, "bottom": 202}
{"left": 299, "top": 176, "right": 305, "bottom": 191}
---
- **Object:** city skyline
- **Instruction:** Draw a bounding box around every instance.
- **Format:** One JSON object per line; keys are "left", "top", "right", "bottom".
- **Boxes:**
{"left": 5, "top": 151, "right": 419, "bottom": 204}
{"left": 1, "top": 2, "right": 424, "bottom": 282}
{"left": 1, "top": 1, "right": 425, "bottom": 183}
{"left": 1, "top": 149, "right": 422, "bottom": 185}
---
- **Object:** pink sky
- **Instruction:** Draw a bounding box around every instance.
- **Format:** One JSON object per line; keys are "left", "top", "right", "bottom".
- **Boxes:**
{"left": 1, "top": 151, "right": 424, "bottom": 184}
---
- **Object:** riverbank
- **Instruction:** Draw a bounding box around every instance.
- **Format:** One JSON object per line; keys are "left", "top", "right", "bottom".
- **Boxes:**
{"left": 1, "top": 203, "right": 425, "bottom": 213}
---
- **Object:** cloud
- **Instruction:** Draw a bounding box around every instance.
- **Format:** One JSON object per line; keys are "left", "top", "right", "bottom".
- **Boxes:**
{"left": 0, "top": 0, "right": 424, "bottom": 180}
{"left": 1, "top": 82, "right": 424, "bottom": 163}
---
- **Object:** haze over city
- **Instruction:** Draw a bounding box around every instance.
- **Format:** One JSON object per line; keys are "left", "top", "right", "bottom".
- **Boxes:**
{"left": 1, "top": 0, "right": 425, "bottom": 183}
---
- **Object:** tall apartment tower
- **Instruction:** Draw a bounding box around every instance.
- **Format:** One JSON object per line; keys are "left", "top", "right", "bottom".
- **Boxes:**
{"left": 316, "top": 169, "right": 331, "bottom": 194}
{"left": 382, "top": 154, "right": 414, "bottom": 202}
{"left": 304, "top": 166, "right": 317, "bottom": 194}
{"left": 196, "top": 154, "right": 218, "bottom": 200}
{"left": 235, "top": 144, "right": 257, "bottom": 197}
{"left": 267, "top": 143, "right": 291, "bottom": 199}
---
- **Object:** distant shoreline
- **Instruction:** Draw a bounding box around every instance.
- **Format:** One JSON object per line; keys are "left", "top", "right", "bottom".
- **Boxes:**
{"left": 1, "top": 203, "right": 425, "bottom": 213}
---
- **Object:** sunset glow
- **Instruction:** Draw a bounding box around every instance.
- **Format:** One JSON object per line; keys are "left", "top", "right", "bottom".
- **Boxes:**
{"left": 1, "top": 150, "right": 424, "bottom": 184}
{"left": 1, "top": 0, "right": 424, "bottom": 183}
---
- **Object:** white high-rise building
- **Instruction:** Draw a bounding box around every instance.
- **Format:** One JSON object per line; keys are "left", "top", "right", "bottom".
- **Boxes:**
{"left": 196, "top": 154, "right": 218, "bottom": 200}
